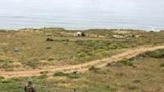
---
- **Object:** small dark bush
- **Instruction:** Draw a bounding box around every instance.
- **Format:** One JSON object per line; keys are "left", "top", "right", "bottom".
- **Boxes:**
{"left": 46, "top": 47, "right": 52, "bottom": 49}
{"left": 128, "top": 86, "right": 138, "bottom": 90}
{"left": 48, "top": 58, "right": 54, "bottom": 61}
{"left": 1, "top": 79, "right": 13, "bottom": 83}
{"left": 46, "top": 38, "right": 54, "bottom": 41}
{"left": 81, "top": 32, "right": 86, "bottom": 37}
{"left": 89, "top": 66, "right": 100, "bottom": 73}
{"left": 133, "top": 79, "right": 141, "bottom": 83}
{"left": 40, "top": 71, "right": 49, "bottom": 74}
{"left": 106, "top": 63, "right": 112, "bottom": 66}
{"left": 160, "top": 63, "right": 164, "bottom": 67}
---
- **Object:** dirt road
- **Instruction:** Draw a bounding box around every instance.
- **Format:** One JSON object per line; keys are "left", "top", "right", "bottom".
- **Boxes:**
{"left": 1, "top": 45, "right": 164, "bottom": 78}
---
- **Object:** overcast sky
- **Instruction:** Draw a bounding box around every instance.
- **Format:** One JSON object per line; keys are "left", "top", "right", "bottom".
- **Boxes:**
{"left": 0, "top": 0, "right": 164, "bottom": 29}
{"left": 0, "top": 0, "right": 163, "bottom": 16}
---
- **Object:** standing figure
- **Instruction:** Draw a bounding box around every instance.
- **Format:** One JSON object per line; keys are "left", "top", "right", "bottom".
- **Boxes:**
{"left": 24, "top": 81, "right": 36, "bottom": 92}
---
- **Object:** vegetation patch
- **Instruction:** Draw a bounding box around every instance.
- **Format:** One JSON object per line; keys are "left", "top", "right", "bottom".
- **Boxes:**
{"left": 53, "top": 72, "right": 68, "bottom": 76}
{"left": 128, "top": 86, "right": 138, "bottom": 90}
{"left": 0, "top": 28, "right": 164, "bottom": 92}
{"left": 46, "top": 38, "right": 54, "bottom": 41}
{"left": 0, "top": 59, "right": 15, "bottom": 70}
{"left": 53, "top": 72, "right": 80, "bottom": 79}
{"left": 160, "top": 63, "right": 164, "bottom": 67}
{"left": 145, "top": 49, "right": 164, "bottom": 58}
{"left": 40, "top": 71, "right": 49, "bottom": 74}
{"left": 89, "top": 66, "right": 100, "bottom": 73}
{"left": 118, "top": 58, "right": 134, "bottom": 67}
{"left": 22, "top": 58, "right": 40, "bottom": 69}
{"left": 0, "top": 76, "right": 5, "bottom": 80}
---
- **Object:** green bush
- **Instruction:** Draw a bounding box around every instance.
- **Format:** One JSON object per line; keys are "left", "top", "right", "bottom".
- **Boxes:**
{"left": 120, "top": 59, "right": 134, "bottom": 66}
{"left": 146, "top": 49, "right": 164, "bottom": 58}
{"left": 53, "top": 72, "right": 80, "bottom": 79}
{"left": 122, "top": 61, "right": 134, "bottom": 66}
{"left": 0, "top": 60, "right": 14, "bottom": 70}
{"left": 1, "top": 79, "right": 13, "bottom": 84}
{"left": 75, "top": 40, "right": 111, "bottom": 50}
{"left": 0, "top": 76, "right": 5, "bottom": 81}
{"left": 53, "top": 72, "right": 68, "bottom": 76}
{"left": 23, "top": 58, "right": 40, "bottom": 69}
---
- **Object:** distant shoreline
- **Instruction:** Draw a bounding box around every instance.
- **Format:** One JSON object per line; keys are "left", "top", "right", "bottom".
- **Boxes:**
{"left": 0, "top": 26, "right": 163, "bottom": 32}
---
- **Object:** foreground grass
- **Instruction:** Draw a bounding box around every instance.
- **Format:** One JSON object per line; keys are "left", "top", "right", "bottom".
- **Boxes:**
{"left": 0, "top": 49, "right": 164, "bottom": 92}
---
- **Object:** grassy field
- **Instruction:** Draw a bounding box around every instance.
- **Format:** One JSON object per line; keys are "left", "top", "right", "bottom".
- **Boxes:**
{"left": 0, "top": 48, "right": 164, "bottom": 92}
{"left": 0, "top": 28, "right": 164, "bottom": 92}
{"left": 0, "top": 28, "right": 164, "bottom": 70}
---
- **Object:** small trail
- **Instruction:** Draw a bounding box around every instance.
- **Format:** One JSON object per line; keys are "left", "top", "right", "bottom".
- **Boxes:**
{"left": 1, "top": 45, "right": 164, "bottom": 78}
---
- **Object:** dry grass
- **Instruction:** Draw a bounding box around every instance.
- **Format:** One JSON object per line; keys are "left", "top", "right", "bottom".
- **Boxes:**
{"left": 0, "top": 49, "right": 164, "bottom": 92}
{"left": 0, "top": 28, "right": 164, "bottom": 71}
{"left": 0, "top": 29, "right": 164, "bottom": 92}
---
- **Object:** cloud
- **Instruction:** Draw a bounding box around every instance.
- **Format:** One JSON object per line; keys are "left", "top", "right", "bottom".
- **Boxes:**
{"left": 0, "top": 0, "right": 164, "bottom": 16}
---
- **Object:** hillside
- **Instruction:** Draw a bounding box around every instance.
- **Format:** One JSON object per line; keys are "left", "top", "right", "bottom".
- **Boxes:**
{"left": 0, "top": 28, "right": 164, "bottom": 92}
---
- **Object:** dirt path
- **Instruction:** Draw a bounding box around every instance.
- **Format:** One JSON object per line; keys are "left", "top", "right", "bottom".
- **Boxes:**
{"left": 1, "top": 45, "right": 164, "bottom": 78}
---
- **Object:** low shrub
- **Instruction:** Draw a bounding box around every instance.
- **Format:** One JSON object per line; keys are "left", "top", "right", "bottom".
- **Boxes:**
{"left": 120, "top": 59, "right": 134, "bottom": 66}
{"left": 46, "top": 38, "right": 54, "bottom": 41}
{"left": 89, "top": 66, "right": 100, "bottom": 73}
{"left": 1, "top": 79, "right": 13, "bottom": 84}
{"left": 47, "top": 58, "right": 54, "bottom": 61}
{"left": 38, "top": 74, "right": 47, "bottom": 79}
{"left": 0, "top": 76, "right": 5, "bottom": 80}
{"left": 46, "top": 47, "right": 52, "bottom": 49}
{"left": 53, "top": 72, "right": 68, "bottom": 76}
{"left": 23, "top": 58, "right": 40, "bottom": 69}
{"left": 160, "top": 63, "right": 164, "bottom": 67}
{"left": 67, "top": 73, "right": 80, "bottom": 79}
{"left": 0, "top": 60, "right": 14, "bottom": 70}
{"left": 128, "top": 86, "right": 138, "bottom": 90}
{"left": 145, "top": 49, "right": 164, "bottom": 58}
{"left": 53, "top": 72, "right": 80, "bottom": 79}
{"left": 40, "top": 71, "right": 49, "bottom": 74}
{"left": 133, "top": 79, "right": 141, "bottom": 83}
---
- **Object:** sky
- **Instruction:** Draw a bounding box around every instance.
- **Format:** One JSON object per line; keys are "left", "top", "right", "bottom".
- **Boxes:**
{"left": 0, "top": 0, "right": 163, "bottom": 16}
{"left": 0, "top": 0, "right": 164, "bottom": 29}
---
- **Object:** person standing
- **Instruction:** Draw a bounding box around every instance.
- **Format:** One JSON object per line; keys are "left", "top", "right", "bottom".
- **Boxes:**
{"left": 24, "top": 81, "right": 36, "bottom": 92}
